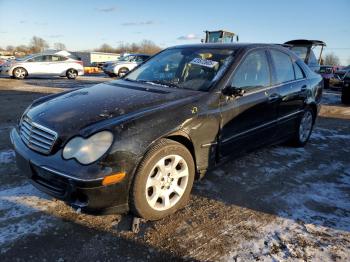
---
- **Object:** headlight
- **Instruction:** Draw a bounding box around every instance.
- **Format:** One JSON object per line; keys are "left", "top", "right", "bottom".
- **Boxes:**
{"left": 63, "top": 131, "right": 113, "bottom": 164}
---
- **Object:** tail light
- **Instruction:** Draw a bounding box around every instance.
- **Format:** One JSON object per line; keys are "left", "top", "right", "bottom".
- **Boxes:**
{"left": 76, "top": 61, "right": 83, "bottom": 66}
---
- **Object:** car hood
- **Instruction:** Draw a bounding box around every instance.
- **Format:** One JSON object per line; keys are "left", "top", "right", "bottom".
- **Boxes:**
{"left": 26, "top": 80, "right": 203, "bottom": 141}
{"left": 2, "top": 60, "right": 16, "bottom": 67}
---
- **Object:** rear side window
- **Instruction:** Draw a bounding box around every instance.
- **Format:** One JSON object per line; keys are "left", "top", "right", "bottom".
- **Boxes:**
{"left": 231, "top": 50, "right": 270, "bottom": 90}
{"left": 270, "top": 50, "right": 295, "bottom": 84}
{"left": 52, "top": 55, "right": 68, "bottom": 62}
{"left": 294, "top": 62, "right": 305, "bottom": 79}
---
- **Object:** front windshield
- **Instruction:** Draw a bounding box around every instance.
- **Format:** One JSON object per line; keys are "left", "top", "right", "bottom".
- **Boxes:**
{"left": 124, "top": 48, "right": 235, "bottom": 91}
{"left": 119, "top": 55, "right": 132, "bottom": 62}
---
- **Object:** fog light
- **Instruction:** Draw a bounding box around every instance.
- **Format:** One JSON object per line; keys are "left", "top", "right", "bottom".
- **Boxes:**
{"left": 102, "top": 172, "right": 126, "bottom": 186}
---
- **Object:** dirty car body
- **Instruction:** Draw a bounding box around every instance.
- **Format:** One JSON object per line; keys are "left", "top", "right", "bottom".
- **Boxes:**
{"left": 11, "top": 43, "right": 323, "bottom": 214}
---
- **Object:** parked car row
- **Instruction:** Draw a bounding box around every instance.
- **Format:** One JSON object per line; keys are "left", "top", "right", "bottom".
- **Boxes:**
{"left": 319, "top": 65, "right": 343, "bottom": 89}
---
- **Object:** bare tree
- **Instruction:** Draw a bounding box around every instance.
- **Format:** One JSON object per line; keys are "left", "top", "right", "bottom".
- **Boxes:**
{"left": 114, "top": 40, "right": 162, "bottom": 54}
{"left": 53, "top": 42, "right": 66, "bottom": 50}
{"left": 95, "top": 43, "right": 114, "bottom": 53}
{"left": 6, "top": 45, "right": 15, "bottom": 52}
{"left": 30, "top": 36, "right": 49, "bottom": 53}
{"left": 323, "top": 53, "right": 340, "bottom": 66}
{"left": 137, "top": 40, "right": 161, "bottom": 54}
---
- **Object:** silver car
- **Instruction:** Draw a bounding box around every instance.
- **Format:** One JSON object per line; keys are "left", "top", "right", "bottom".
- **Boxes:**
{"left": 102, "top": 54, "right": 150, "bottom": 77}
{"left": 0, "top": 52, "right": 84, "bottom": 80}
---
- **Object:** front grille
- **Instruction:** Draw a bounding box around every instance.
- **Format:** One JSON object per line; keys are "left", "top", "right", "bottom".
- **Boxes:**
{"left": 19, "top": 116, "right": 58, "bottom": 154}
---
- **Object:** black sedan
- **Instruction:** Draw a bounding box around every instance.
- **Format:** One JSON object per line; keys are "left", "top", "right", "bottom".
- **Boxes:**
{"left": 341, "top": 69, "right": 350, "bottom": 104}
{"left": 11, "top": 43, "right": 323, "bottom": 220}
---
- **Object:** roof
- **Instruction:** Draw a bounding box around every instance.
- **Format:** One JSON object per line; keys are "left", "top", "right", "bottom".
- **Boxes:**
{"left": 170, "top": 43, "right": 285, "bottom": 50}
{"left": 284, "top": 39, "right": 326, "bottom": 46}
{"left": 71, "top": 51, "right": 120, "bottom": 56}
{"left": 41, "top": 50, "right": 72, "bottom": 56}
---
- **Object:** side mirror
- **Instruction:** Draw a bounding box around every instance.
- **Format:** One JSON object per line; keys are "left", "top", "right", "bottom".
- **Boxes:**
{"left": 223, "top": 86, "right": 245, "bottom": 97}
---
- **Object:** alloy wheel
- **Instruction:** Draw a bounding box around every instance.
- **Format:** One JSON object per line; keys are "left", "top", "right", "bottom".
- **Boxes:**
{"left": 14, "top": 68, "right": 26, "bottom": 79}
{"left": 68, "top": 69, "right": 77, "bottom": 79}
{"left": 145, "top": 154, "right": 189, "bottom": 211}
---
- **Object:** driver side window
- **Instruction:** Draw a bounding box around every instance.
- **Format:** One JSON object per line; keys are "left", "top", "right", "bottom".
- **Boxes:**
{"left": 231, "top": 50, "right": 270, "bottom": 91}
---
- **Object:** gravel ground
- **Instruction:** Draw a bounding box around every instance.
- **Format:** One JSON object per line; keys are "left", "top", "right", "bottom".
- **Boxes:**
{"left": 0, "top": 76, "right": 349, "bottom": 261}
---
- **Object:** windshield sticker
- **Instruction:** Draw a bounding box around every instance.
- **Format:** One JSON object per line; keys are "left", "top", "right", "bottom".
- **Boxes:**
{"left": 190, "top": 58, "right": 218, "bottom": 68}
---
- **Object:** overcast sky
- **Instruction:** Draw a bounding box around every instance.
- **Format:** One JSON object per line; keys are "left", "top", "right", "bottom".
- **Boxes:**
{"left": 0, "top": 0, "right": 349, "bottom": 64}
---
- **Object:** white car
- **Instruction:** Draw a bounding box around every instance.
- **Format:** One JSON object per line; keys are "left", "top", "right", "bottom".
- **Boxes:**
{"left": 0, "top": 51, "right": 84, "bottom": 80}
{"left": 102, "top": 54, "right": 150, "bottom": 77}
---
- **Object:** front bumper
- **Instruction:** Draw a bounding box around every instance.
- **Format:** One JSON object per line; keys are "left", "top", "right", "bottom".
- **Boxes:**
{"left": 102, "top": 66, "right": 116, "bottom": 75}
{"left": 0, "top": 66, "right": 11, "bottom": 76}
{"left": 10, "top": 128, "right": 129, "bottom": 214}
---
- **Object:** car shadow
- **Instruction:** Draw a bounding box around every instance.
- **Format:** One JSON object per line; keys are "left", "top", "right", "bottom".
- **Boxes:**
{"left": 192, "top": 115, "right": 350, "bottom": 233}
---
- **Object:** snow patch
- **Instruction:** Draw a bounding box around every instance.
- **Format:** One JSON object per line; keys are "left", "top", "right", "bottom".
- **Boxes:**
{"left": 0, "top": 183, "right": 57, "bottom": 251}
{"left": 0, "top": 149, "right": 15, "bottom": 164}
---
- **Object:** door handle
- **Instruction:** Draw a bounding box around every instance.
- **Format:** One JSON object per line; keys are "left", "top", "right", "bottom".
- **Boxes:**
{"left": 300, "top": 85, "right": 307, "bottom": 91}
{"left": 268, "top": 93, "right": 280, "bottom": 102}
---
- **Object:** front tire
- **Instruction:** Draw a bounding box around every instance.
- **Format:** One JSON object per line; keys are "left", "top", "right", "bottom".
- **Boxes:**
{"left": 66, "top": 69, "right": 78, "bottom": 79}
{"left": 130, "top": 139, "right": 195, "bottom": 220}
{"left": 118, "top": 67, "right": 129, "bottom": 77}
{"left": 291, "top": 108, "right": 315, "bottom": 147}
{"left": 13, "top": 67, "right": 27, "bottom": 79}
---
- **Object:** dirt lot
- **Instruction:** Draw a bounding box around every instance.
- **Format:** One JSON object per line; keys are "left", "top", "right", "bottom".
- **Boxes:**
{"left": 0, "top": 76, "right": 349, "bottom": 261}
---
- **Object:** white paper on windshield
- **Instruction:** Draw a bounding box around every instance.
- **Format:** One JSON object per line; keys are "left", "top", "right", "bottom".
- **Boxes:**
{"left": 190, "top": 58, "right": 218, "bottom": 68}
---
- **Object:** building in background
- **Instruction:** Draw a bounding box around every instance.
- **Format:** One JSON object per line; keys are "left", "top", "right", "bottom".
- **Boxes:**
{"left": 71, "top": 51, "right": 120, "bottom": 67}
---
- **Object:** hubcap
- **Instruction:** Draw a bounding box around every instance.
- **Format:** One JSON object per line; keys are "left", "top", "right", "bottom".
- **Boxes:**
{"left": 15, "top": 69, "right": 25, "bottom": 78}
{"left": 145, "top": 154, "right": 189, "bottom": 211}
{"left": 68, "top": 70, "right": 77, "bottom": 78}
{"left": 119, "top": 69, "right": 128, "bottom": 77}
{"left": 299, "top": 111, "right": 313, "bottom": 142}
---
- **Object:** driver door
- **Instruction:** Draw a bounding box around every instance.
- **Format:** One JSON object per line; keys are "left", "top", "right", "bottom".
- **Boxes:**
{"left": 219, "top": 49, "right": 279, "bottom": 156}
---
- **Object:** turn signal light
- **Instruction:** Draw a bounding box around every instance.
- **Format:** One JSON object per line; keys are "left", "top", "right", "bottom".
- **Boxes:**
{"left": 102, "top": 172, "right": 126, "bottom": 186}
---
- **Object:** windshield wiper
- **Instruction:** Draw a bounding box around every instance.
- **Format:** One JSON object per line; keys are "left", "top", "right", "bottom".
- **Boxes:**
{"left": 142, "top": 80, "right": 180, "bottom": 89}
{"left": 123, "top": 78, "right": 138, "bottom": 82}
{"left": 124, "top": 78, "right": 181, "bottom": 89}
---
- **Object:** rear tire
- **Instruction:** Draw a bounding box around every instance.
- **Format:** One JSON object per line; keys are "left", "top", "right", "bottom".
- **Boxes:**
{"left": 66, "top": 68, "right": 78, "bottom": 79}
{"left": 130, "top": 139, "right": 195, "bottom": 220}
{"left": 290, "top": 108, "right": 315, "bottom": 147}
{"left": 13, "top": 67, "right": 27, "bottom": 79}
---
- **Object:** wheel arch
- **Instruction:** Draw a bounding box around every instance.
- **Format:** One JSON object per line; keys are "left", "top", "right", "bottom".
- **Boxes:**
{"left": 165, "top": 132, "right": 199, "bottom": 178}
{"left": 12, "top": 66, "right": 28, "bottom": 77}
{"left": 305, "top": 102, "right": 318, "bottom": 124}
{"left": 66, "top": 68, "right": 78, "bottom": 73}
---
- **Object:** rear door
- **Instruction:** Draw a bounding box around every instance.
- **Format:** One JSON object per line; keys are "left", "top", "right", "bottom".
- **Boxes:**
{"left": 219, "top": 49, "right": 279, "bottom": 156}
{"left": 49, "top": 55, "right": 69, "bottom": 75}
{"left": 269, "top": 49, "right": 308, "bottom": 138}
